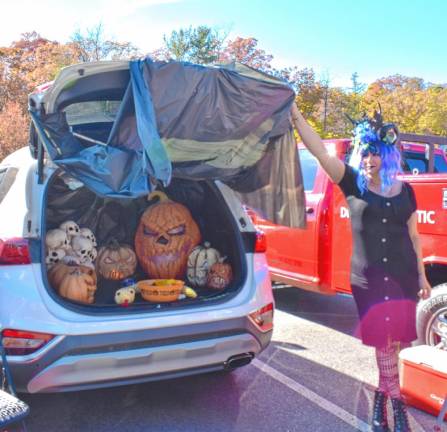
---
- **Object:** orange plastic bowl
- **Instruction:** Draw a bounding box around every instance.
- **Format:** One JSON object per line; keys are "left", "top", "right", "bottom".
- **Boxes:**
{"left": 137, "top": 279, "right": 184, "bottom": 302}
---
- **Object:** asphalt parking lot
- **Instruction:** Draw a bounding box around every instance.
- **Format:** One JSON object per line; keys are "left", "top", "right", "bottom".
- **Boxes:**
{"left": 21, "top": 287, "right": 439, "bottom": 432}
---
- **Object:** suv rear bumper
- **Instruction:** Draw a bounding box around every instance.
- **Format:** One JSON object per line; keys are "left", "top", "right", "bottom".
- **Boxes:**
{"left": 6, "top": 317, "right": 272, "bottom": 393}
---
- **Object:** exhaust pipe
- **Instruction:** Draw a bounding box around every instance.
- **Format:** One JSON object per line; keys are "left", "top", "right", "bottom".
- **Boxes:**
{"left": 224, "top": 353, "right": 254, "bottom": 370}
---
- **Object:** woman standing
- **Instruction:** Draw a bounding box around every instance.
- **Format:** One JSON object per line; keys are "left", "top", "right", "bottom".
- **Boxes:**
{"left": 290, "top": 104, "right": 431, "bottom": 432}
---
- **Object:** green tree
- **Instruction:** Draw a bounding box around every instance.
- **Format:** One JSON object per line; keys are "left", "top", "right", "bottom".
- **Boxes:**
{"left": 155, "top": 25, "right": 226, "bottom": 64}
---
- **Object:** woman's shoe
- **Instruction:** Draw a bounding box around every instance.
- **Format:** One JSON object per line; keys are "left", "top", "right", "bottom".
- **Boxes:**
{"left": 391, "top": 398, "right": 412, "bottom": 432}
{"left": 372, "top": 390, "right": 390, "bottom": 432}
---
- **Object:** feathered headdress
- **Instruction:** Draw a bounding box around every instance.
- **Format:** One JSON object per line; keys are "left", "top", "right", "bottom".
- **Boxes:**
{"left": 346, "top": 105, "right": 399, "bottom": 152}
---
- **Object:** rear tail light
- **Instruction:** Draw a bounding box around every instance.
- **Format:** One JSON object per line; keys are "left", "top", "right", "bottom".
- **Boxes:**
{"left": 2, "top": 329, "right": 54, "bottom": 355}
{"left": 249, "top": 302, "right": 274, "bottom": 332}
{"left": 0, "top": 238, "right": 31, "bottom": 265}
{"left": 254, "top": 230, "right": 267, "bottom": 253}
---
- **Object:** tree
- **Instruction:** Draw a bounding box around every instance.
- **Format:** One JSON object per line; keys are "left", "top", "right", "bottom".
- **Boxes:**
{"left": 154, "top": 25, "right": 226, "bottom": 64}
{"left": 0, "top": 101, "right": 29, "bottom": 160}
{"left": 0, "top": 32, "right": 77, "bottom": 110}
{"left": 350, "top": 72, "right": 366, "bottom": 95}
{"left": 70, "top": 24, "right": 140, "bottom": 62}
{"left": 219, "top": 37, "right": 273, "bottom": 72}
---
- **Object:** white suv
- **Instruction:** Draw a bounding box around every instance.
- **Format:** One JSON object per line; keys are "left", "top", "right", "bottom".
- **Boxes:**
{"left": 0, "top": 59, "right": 290, "bottom": 393}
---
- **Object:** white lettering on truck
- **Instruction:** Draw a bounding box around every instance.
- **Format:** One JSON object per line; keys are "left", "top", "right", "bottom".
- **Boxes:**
{"left": 339, "top": 207, "right": 435, "bottom": 224}
{"left": 417, "top": 210, "right": 435, "bottom": 224}
{"left": 340, "top": 206, "right": 350, "bottom": 219}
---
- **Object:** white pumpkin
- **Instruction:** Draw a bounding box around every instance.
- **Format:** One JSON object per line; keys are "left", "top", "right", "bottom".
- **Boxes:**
{"left": 187, "top": 241, "right": 221, "bottom": 287}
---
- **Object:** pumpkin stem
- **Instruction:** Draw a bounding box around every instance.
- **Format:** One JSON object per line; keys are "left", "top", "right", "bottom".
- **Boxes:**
{"left": 204, "top": 241, "right": 211, "bottom": 248}
{"left": 147, "top": 191, "right": 169, "bottom": 203}
{"left": 107, "top": 238, "right": 121, "bottom": 250}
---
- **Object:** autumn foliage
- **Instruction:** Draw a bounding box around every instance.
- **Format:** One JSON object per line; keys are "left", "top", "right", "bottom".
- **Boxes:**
{"left": 0, "top": 26, "right": 446, "bottom": 162}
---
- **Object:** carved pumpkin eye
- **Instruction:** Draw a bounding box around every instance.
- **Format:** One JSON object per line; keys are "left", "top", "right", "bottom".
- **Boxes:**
{"left": 143, "top": 226, "right": 158, "bottom": 236}
{"left": 167, "top": 225, "right": 185, "bottom": 236}
{"left": 103, "top": 257, "right": 115, "bottom": 264}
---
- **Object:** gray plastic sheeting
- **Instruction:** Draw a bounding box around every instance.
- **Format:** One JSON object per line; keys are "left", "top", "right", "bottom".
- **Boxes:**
{"left": 34, "top": 58, "right": 305, "bottom": 227}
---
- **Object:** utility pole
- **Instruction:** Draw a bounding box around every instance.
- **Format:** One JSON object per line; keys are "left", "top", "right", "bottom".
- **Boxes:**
{"left": 321, "top": 72, "right": 330, "bottom": 135}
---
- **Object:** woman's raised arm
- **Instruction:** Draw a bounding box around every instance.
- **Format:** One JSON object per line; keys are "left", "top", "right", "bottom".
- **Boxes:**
{"left": 291, "top": 103, "right": 345, "bottom": 184}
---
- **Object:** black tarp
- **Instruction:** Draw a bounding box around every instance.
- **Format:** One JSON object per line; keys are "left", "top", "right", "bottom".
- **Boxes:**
{"left": 32, "top": 58, "right": 305, "bottom": 227}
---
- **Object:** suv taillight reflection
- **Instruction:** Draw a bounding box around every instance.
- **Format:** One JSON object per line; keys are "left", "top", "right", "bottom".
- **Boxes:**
{"left": 249, "top": 302, "right": 274, "bottom": 332}
{"left": 254, "top": 230, "right": 267, "bottom": 253}
{"left": 2, "top": 329, "right": 54, "bottom": 355}
{"left": 0, "top": 238, "right": 31, "bottom": 265}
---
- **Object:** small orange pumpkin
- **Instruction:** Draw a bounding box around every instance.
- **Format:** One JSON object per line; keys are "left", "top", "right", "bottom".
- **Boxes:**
{"left": 48, "top": 262, "right": 97, "bottom": 288}
{"left": 135, "top": 191, "right": 201, "bottom": 279}
{"left": 57, "top": 268, "right": 97, "bottom": 304}
{"left": 97, "top": 239, "right": 137, "bottom": 280}
{"left": 207, "top": 258, "right": 233, "bottom": 290}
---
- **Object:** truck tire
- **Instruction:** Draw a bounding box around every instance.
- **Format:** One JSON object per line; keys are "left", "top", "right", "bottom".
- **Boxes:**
{"left": 416, "top": 283, "right": 447, "bottom": 346}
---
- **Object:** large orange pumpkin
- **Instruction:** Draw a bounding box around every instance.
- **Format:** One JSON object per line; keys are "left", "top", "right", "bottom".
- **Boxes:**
{"left": 57, "top": 268, "right": 97, "bottom": 304}
{"left": 135, "top": 191, "right": 201, "bottom": 279}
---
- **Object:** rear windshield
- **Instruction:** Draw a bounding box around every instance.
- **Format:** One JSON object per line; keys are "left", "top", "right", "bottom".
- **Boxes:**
{"left": 402, "top": 151, "right": 447, "bottom": 174}
{"left": 63, "top": 101, "right": 121, "bottom": 126}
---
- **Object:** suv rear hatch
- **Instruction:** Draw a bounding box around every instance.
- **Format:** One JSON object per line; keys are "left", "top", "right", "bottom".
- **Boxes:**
{"left": 29, "top": 58, "right": 305, "bottom": 310}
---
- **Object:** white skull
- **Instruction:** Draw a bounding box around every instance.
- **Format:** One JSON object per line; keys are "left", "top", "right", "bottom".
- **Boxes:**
{"left": 71, "top": 236, "right": 94, "bottom": 260}
{"left": 45, "top": 229, "right": 69, "bottom": 250}
{"left": 45, "top": 248, "right": 66, "bottom": 268}
{"left": 80, "top": 228, "right": 97, "bottom": 247}
{"left": 62, "top": 254, "right": 80, "bottom": 265}
{"left": 60, "top": 220, "right": 80, "bottom": 238}
{"left": 88, "top": 247, "right": 97, "bottom": 262}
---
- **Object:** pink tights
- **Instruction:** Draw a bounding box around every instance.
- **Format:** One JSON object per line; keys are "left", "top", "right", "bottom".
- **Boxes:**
{"left": 375, "top": 340, "right": 410, "bottom": 399}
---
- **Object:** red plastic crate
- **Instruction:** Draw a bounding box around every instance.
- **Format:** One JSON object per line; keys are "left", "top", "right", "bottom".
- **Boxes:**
{"left": 399, "top": 345, "right": 447, "bottom": 420}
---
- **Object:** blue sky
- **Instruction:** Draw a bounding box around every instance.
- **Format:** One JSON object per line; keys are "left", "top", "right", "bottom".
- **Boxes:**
{"left": 2, "top": 0, "right": 445, "bottom": 87}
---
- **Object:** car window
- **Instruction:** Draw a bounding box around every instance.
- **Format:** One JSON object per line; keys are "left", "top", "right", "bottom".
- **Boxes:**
{"left": 63, "top": 101, "right": 121, "bottom": 126}
{"left": 0, "top": 167, "right": 18, "bottom": 205}
{"left": 403, "top": 151, "right": 447, "bottom": 174}
{"left": 299, "top": 148, "right": 318, "bottom": 192}
{"left": 434, "top": 153, "right": 447, "bottom": 173}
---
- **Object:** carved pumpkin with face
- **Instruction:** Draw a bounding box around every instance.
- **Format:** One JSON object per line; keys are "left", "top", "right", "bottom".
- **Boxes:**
{"left": 207, "top": 258, "right": 233, "bottom": 290}
{"left": 135, "top": 191, "right": 201, "bottom": 279}
{"left": 97, "top": 240, "right": 137, "bottom": 280}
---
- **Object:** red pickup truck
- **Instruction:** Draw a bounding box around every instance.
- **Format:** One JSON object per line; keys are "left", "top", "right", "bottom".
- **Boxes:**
{"left": 253, "top": 135, "right": 447, "bottom": 347}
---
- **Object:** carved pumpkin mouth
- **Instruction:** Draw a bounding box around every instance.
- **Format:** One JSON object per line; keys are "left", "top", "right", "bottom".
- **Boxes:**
{"left": 209, "top": 276, "right": 226, "bottom": 288}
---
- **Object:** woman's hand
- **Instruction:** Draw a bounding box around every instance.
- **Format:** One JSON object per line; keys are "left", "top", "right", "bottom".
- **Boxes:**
{"left": 418, "top": 274, "right": 432, "bottom": 300}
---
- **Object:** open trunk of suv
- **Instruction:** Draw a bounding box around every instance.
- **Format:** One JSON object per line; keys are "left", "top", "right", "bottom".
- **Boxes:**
{"left": 43, "top": 170, "right": 247, "bottom": 310}
{"left": 30, "top": 58, "right": 306, "bottom": 310}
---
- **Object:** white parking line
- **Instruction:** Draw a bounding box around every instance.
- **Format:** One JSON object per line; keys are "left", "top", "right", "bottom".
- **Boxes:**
{"left": 252, "top": 358, "right": 426, "bottom": 432}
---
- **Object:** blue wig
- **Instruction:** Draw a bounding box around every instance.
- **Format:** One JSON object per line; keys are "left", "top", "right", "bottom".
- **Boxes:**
{"left": 348, "top": 114, "right": 401, "bottom": 194}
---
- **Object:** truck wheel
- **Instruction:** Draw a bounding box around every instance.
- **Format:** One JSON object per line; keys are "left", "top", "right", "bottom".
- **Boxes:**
{"left": 416, "top": 283, "right": 447, "bottom": 346}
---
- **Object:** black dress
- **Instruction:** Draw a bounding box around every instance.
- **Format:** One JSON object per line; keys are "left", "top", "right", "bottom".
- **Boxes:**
{"left": 338, "top": 164, "right": 419, "bottom": 348}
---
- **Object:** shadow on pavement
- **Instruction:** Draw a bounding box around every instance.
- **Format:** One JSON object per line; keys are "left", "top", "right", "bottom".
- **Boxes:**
{"left": 273, "top": 287, "right": 360, "bottom": 337}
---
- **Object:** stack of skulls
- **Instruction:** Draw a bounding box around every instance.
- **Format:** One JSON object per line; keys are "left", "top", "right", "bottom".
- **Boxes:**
{"left": 45, "top": 221, "right": 97, "bottom": 269}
